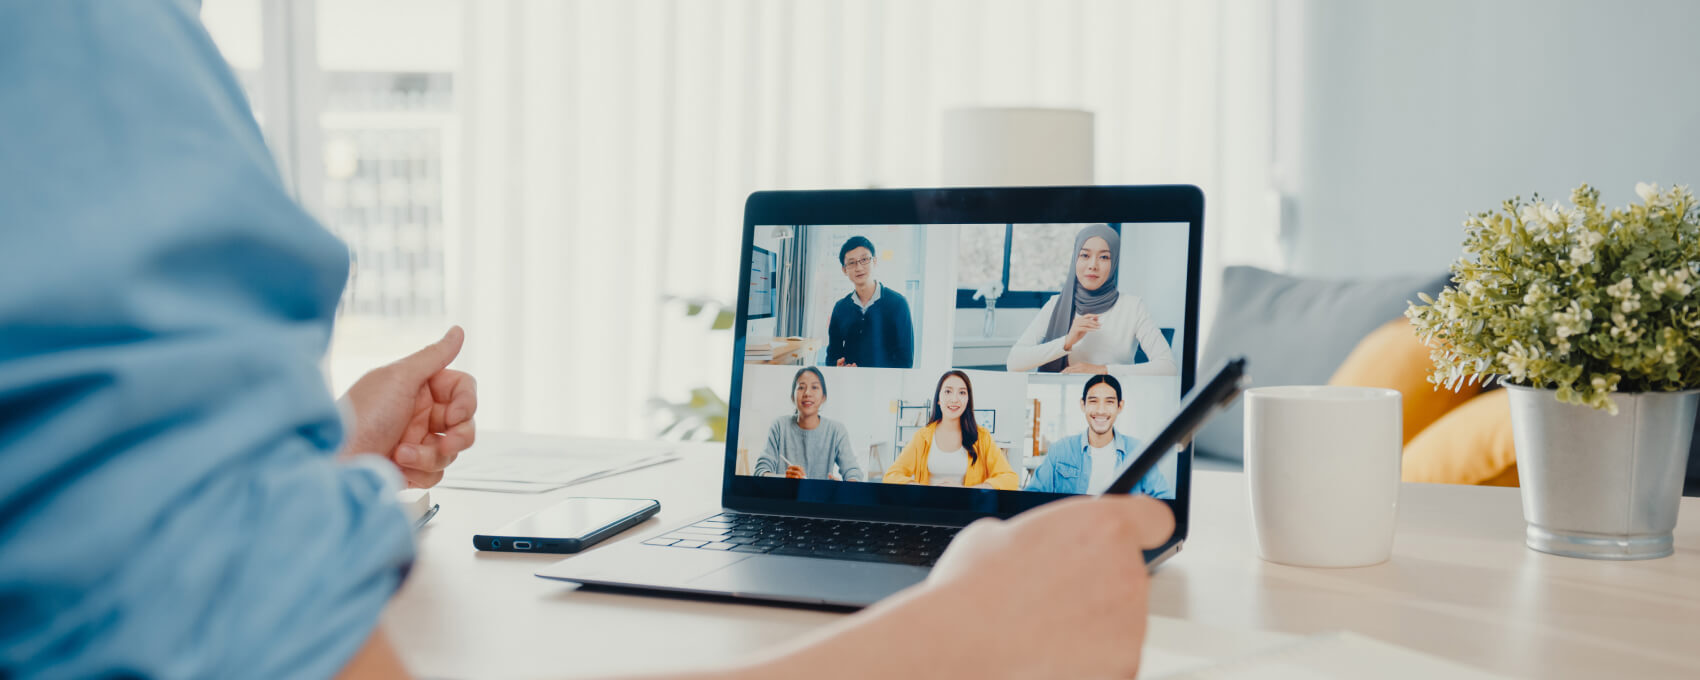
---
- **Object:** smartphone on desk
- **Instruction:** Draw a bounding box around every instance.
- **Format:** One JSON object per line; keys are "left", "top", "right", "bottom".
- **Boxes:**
{"left": 474, "top": 497, "right": 660, "bottom": 553}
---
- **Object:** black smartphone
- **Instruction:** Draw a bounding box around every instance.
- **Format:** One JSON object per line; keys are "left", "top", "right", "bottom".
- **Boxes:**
{"left": 1102, "top": 357, "right": 1248, "bottom": 495}
{"left": 473, "top": 497, "right": 660, "bottom": 553}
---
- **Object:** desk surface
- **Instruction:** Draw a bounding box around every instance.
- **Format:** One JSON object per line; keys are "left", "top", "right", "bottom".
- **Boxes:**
{"left": 386, "top": 434, "right": 1700, "bottom": 679}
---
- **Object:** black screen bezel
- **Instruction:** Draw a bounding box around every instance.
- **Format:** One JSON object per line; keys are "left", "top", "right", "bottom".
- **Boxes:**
{"left": 724, "top": 185, "right": 1203, "bottom": 553}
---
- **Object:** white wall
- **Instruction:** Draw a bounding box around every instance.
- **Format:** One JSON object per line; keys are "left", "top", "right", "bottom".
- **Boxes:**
{"left": 747, "top": 318, "right": 777, "bottom": 340}
{"left": 1283, "top": 0, "right": 1700, "bottom": 277}
{"left": 1119, "top": 222, "right": 1189, "bottom": 347}
{"left": 1029, "top": 378, "right": 1093, "bottom": 459}
{"left": 955, "top": 307, "right": 1042, "bottom": 341}
{"left": 919, "top": 226, "right": 960, "bottom": 368}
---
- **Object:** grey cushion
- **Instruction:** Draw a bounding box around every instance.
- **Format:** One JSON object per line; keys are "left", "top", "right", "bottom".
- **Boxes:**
{"left": 1194, "top": 266, "right": 1452, "bottom": 465}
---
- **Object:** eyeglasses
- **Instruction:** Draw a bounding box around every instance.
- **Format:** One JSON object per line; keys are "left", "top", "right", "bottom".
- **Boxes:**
{"left": 843, "top": 256, "right": 874, "bottom": 269}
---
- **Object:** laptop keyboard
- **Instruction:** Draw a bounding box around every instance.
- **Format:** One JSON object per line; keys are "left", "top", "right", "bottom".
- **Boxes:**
{"left": 642, "top": 512, "right": 959, "bottom": 567}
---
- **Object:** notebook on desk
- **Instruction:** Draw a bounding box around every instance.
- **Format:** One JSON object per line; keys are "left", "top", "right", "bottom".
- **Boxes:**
{"left": 538, "top": 185, "right": 1207, "bottom": 607}
{"left": 1156, "top": 630, "right": 1509, "bottom": 679}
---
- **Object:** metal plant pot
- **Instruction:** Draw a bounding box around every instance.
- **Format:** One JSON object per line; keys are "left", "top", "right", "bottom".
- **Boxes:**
{"left": 1506, "top": 385, "right": 1699, "bottom": 560}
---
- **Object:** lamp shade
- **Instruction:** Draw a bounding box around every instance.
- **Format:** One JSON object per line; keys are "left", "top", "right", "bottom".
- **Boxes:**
{"left": 941, "top": 107, "right": 1094, "bottom": 186}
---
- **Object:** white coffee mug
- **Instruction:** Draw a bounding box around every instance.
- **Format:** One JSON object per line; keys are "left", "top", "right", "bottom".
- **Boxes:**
{"left": 1245, "top": 386, "right": 1401, "bottom": 568}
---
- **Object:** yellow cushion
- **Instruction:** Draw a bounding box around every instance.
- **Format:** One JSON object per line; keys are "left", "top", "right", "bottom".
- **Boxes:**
{"left": 1328, "top": 318, "right": 1480, "bottom": 444}
{"left": 1402, "top": 390, "right": 1519, "bottom": 486}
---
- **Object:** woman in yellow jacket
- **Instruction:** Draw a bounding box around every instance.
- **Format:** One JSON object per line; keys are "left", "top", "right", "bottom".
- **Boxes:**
{"left": 885, "top": 370, "right": 1020, "bottom": 490}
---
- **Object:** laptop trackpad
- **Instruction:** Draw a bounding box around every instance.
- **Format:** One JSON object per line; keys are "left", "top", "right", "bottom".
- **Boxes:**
{"left": 687, "top": 555, "right": 930, "bottom": 607}
{"left": 538, "top": 542, "right": 748, "bottom": 585}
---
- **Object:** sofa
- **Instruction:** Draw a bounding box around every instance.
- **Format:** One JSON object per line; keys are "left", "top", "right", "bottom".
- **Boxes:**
{"left": 1192, "top": 266, "right": 1700, "bottom": 496}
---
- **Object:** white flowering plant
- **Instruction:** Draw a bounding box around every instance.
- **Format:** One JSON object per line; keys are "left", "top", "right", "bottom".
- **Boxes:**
{"left": 1407, "top": 183, "right": 1700, "bottom": 413}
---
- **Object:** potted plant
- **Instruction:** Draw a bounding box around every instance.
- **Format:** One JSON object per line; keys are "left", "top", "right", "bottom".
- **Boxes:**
{"left": 649, "top": 296, "right": 734, "bottom": 442}
{"left": 1408, "top": 183, "right": 1700, "bottom": 560}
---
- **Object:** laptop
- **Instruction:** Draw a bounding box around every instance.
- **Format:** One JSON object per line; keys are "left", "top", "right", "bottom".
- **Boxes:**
{"left": 538, "top": 185, "right": 1205, "bottom": 608}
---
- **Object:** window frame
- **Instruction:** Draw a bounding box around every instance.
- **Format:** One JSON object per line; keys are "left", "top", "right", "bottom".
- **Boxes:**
{"left": 954, "top": 222, "right": 1122, "bottom": 309}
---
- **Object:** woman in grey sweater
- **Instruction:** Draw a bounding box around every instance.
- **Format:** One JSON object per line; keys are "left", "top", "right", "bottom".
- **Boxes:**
{"left": 752, "top": 367, "right": 865, "bottom": 481}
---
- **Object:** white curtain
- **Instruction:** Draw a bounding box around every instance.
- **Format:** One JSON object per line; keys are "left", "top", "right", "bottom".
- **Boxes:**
{"left": 452, "top": 0, "right": 1279, "bottom": 438}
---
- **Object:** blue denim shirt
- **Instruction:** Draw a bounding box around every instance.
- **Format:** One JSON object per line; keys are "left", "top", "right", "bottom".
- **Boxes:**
{"left": 1025, "top": 431, "right": 1176, "bottom": 499}
{"left": 0, "top": 2, "right": 414, "bottom": 678}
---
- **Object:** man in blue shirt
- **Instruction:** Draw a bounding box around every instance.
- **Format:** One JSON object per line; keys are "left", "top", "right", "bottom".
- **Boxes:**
{"left": 825, "top": 236, "right": 915, "bottom": 368}
{"left": 0, "top": 2, "right": 478, "bottom": 677}
{"left": 1026, "top": 375, "right": 1175, "bottom": 498}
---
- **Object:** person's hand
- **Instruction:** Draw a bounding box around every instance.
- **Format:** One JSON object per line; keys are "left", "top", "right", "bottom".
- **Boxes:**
{"left": 929, "top": 478, "right": 962, "bottom": 488}
{"left": 737, "top": 495, "right": 1174, "bottom": 679}
{"left": 1061, "top": 362, "right": 1108, "bottom": 375}
{"left": 835, "top": 357, "right": 845, "bottom": 367}
{"left": 340, "top": 326, "right": 478, "bottom": 488}
{"left": 1063, "top": 314, "right": 1102, "bottom": 351}
{"left": 785, "top": 465, "right": 806, "bottom": 479}
{"left": 916, "top": 495, "right": 1173, "bottom": 676}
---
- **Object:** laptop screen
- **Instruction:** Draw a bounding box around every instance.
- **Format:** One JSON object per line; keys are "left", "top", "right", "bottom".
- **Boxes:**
{"left": 733, "top": 221, "right": 1186, "bottom": 508}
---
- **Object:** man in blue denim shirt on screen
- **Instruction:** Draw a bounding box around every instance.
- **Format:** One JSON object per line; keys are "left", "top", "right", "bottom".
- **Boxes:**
{"left": 1026, "top": 375, "right": 1175, "bottom": 498}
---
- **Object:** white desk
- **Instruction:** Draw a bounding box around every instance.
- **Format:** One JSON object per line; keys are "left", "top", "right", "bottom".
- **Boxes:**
{"left": 386, "top": 434, "right": 1700, "bottom": 679}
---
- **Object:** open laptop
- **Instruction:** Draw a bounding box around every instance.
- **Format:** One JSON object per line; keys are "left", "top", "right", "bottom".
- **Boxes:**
{"left": 538, "top": 185, "right": 1205, "bottom": 608}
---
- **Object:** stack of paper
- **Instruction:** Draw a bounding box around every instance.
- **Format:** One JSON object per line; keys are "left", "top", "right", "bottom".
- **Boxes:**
{"left": 440, "top": 441, "right": 680, "bottom": 493}
{"left": 743, "top": 341, "right": 774, "bottom": 361}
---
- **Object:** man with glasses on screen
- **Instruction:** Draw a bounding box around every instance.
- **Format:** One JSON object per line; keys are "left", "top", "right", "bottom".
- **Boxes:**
{"left": 0, "top": 3, "right": 1174, "bottom": 679}
{"left": 1026, "top": 375, "right": 1175, "bottom": 499}
{"left": 826, "top": 236, "right": 915, "bottom": 369}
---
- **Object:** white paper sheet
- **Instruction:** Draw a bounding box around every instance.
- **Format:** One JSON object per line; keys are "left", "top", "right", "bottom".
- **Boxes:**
{"left": 1153, "top": 629, "right": 1508, "bottom": 679}
{"left": 439, "top": 441, "right": 680, "bottom": 493}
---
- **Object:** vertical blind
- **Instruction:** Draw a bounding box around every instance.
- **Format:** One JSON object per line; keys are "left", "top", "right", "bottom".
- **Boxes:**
{"left": 215, "top": 0, "right": 1280, "bottom": 439}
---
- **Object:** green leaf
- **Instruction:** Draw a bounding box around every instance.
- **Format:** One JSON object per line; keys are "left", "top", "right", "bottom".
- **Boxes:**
{"left": 712, "top": 309, "right": 736, "bottom": 330}
{"left": 1404, "top": 182, "right": 1700, "bottom": 409}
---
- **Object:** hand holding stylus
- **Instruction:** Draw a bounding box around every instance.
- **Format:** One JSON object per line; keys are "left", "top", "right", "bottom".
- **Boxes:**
{"left": 746, "top": 495, "right": 1174, "bottom": 678}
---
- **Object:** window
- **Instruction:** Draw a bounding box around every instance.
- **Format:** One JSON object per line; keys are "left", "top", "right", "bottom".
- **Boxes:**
{"left": 200, "top": 1, "right": 262, "bottom": 91}
{"left": 1008, "top": 223, "right": 1082, "bottom": 292}
{"left": 315, "top": 1, "right": 461, "bottom": 392}
{"left": 197, "top": 0, "right": 1273, "bottom": 440}
{"left": 199, "top": 0, "right": 264, "bottom": 126}
{"left": 954, "top": 223, "right": 1007, "bottom": 292}
{"left": 957, "top": 223, "right": 1119, "bottom": 308}
{"left": 200, "top": 0, "right": 469, "bottom": 410}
